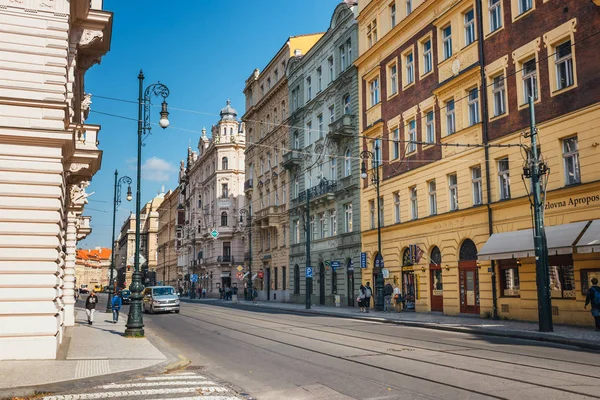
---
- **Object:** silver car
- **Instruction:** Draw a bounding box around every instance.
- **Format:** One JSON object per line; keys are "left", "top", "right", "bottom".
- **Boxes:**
{"left": 142, "top": 286, "right": 180, "bottom": 314}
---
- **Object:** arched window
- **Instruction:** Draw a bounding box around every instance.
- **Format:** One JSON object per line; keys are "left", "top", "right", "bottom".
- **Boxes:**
{"left": 221, "top": 211, "right": 228, "bottom": 227}
{"left": 402, "top": 248, "right": 413, "bottom": 266}
{"left": 266, "top": 115, "right": 270, "bottom": 131}
{"left": 431, "top": 246, "right": 442, "bottom": 265}
{"left": 344, "top": 148, "right": 352, "bottom": 177}
{"left": 344, "top": 94, "right": 351, "bottom": 115}
{"left": 459, "top": 239, "right": 478, "bottom": 261}
{"left": 294, "top": 264, "right": 300, "bottom": 294}
{"left": 222, "top": 157, "right": 228, "bottom": 170}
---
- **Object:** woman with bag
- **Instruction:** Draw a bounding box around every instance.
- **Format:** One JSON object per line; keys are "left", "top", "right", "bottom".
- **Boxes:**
{"left": 358, "top": 284, "right": 366, "bottom": 313}
{"left": 393, "top": 284, "right": 402, "bottom": 312}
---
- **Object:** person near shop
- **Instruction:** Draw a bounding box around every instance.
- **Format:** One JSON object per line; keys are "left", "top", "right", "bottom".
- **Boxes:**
{"left": 111, "top": 292, "right": 122, "bottom": 323}
{"left": 584, "top": 277, "right": 600, "bottom": 330}
{"left": 358, "top": 285, "right": 366, "bottom": 313}
{"left": 202, "top": 287, "right": 207, "bottom": 298}
{"left": 364, "top": 282, "right": 372, "bottom": 313}
{"left": 383, "top": 282, "right": 394, "bottom": 312}
{"left": 252, "top": 287, "right": 258, "bottom": 304}
{"left": 393, "top": 284, "right": 402, "bottom": 311}
{"left": 85, "top": 291, "right": 97, "bottom": 325}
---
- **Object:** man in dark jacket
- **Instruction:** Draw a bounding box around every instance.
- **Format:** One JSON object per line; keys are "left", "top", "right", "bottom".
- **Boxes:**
{"left": 85, "top": 292, "right": 98, "bottom": 325}
{"left": 584, "top": 277, "right": 600, "bottom": 330}
{"left": 384, "top": 283, "right": 394, "bottom": 312}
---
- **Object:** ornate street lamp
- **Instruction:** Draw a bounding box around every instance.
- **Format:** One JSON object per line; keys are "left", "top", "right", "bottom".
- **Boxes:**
{"left": 360, "top": 141, "right": 384, "bottom": 312}
{"left": 239, "top": 207, "right": 252, "bottom": 301}
{"left": 106, "top": 170, "right": 132, "bottom": 313}
{"left": 125, "top": 70, "right": 170, "bottom": 338}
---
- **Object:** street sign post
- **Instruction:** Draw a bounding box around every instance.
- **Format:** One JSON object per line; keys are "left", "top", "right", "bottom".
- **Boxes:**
{"left": 375, "top": 253, "right": 384, "bottom": 269}
{"left": 190, "top": 274, "right": 198, "bottom": 283}
{"left": 210, "top": 229, "right": 219, "bottom": 239}
{"left": 236, "top": 272, "right": 243, "bottom": 279}
{"left": 306, "top": 267, "right": 313, "bottom": 278}
{"left": 331, "top": 261, "right": 340, "bottom": 271}
{"left": 236, "top": 266, "right": 243, "bottom": 272}
{"left": 360, "top": 252, "right": 367, "bottom": 269}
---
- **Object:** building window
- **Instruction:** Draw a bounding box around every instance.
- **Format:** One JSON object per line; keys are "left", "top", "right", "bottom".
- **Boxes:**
{"left": 555, "top": 41, "right": 574, "bottom": 91}
{"left": 293, "top": 131, "right": 300, "bottom": 149}
{"left": 306, "top": 77, "right": 312, "bottom": 101}
{"left": 519, "top": 0, "right": 532, "bottom": 15}
{"left": 405, "top": 52, "right": 414, "bottom": 85}
{"left": 449, "top": 173, "right": 458, "bottom": 211}
{"left": 500, "top": 263, "right": 520, "bottom": 297}
{"left": 319, "top": 213, "right": 325, "bottom": 239}
{"left": 316, "top": 67, "right": 322, "bottom": 92}
{"left": 464, "top": 9, "right": 475, "bottom": 46}
{"left": 406, "top": 0, "right": 412, "bottom": 15}
{"left": 522, "top": 58, "right": 538, "bottom": 103}
{"left": 410, "top": 187, "right": 418, "bottom": 220}
{"left": 329, "top": 105, "right": 335, "bottom": 123}
{"left": 345, "top": 203, "right": 353, "bottom": 232}
{"left": 471, "top": 166, "right": 483, "bottom": 205}
{"left": 369, "top": 200, "right": 375, "bottom": 229}
{"left": 446, "top": 99, "right": 455, "bottom": 135}
{"left": 379, "top": 197, "right": 384, "bottom": 227}
{"left": 373, "top": 138, "right": 382, "bottom": 168}
{"left": 489, "top": 0, "right": 502, "bottom": 32}
{"left": 344, "top": 148, "right": 352, "bottom": 177}
{"left": 549, "top": 260, "right": 575, "bottom": 299}
{"left": 392, "top": 128, "right": 400, "bottom": 159}
{"left": 306, "top": 122, "right": 312, "bottom": 144}
{"left": 309, "top": 216, "right": 315, "bottom": 241}
{"left": 429, "top": 180, "right": 437, "bottom": 215}
{"left": 390, "top": 2, "right": 396, "bottom": 28}
{"left": 426, "top": 110, "right": 435, "bottom": 143}
{"left": 294, "top": 176, "right": 299, "bottom": 198}
{"left": 468, "top": 88, "right": 479, "bottom": 125}
{"left": 318, "top": 114, "right": 324, "bottom": 139}
{"left": 393, "top": 192, "right": 400, "bottom": 223}
{"left": 562, "top": 136, "right": 580, "bottom": 185}
{"left": 282, "top": 101, "right": 285, "bottom": 120}
{"left": 498, "top": 157, "right": 511, "bottom": 200}
{"left": 221, "top": 183, "right": 228, "bottom": 198}
{"left": 369, "top": 77, "right": 380, "bottom": 107}
{"left": 367, "top": 19, "right": 377, "bottom": 48}
{"left": 221, "top": 157, "right": 228, "bottom": 170}
{"left": 330, "top": 156, "right": 337, "bottom": 180}
{"left": 389, "top": 63, "right": 398, "bottom": 96}
{"left": 492, "top": 74, "right": 506, "bottom": 117}
{"left": 442, "top": 25, "right": 452, "bottom": 60}
{"left": 328, "top": 57, "right": 334, "bottom": 83}
{"left": 220, "top": 211, "right": 228, "bottom": 227}
{"left": 423, "top": 39, "right": 432, "bottom": 74}
{"left": 408, "top": 119, "right": 416, "bottom": 153}
{"left": 344, "top": 94, "right": 351, "bottom": 114}
{"left": 329, "top": 209, "right": 337, "bottom": 236}
{"left": 340, "top": 45, "right": 347, "bottom": 71}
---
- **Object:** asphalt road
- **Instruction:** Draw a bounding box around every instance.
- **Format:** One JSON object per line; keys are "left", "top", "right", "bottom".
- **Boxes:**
{"left": 140, "top": 301, "right": 600, "bottom": 400}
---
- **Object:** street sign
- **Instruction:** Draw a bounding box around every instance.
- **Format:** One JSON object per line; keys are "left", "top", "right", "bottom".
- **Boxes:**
{"left": 375, "top": 253, "right": 384, "bottom": 268}
{"left": 382, "top": 268, "right": 390, "bottom": 279}
{"left": 348, "top": 258, "right": 354, "bottom": 271}
{"left": 236, "top": 272, "right": 243, "bottom": 279}
{"left": 306, "top": 267, "right": 313, "bottom": 278}
{"left": 257, "top": 271, "right": 264, "bottom": 279}
{"left": 324, "top": 261, "right": 330, "bottom": 267}
{"left": 210, "top": 229, "right": 219, "bottom": 239}
{"left": 360, "top": 252, "right": 367, "bottom": 269}
{"left": 236, "top": 266, "right": 243, "bottom": 272}
{"left": 331, "top": 261, "right": 340, "bottom": 271}
{"left": 127, "top": 254, "right": 146, "bottom": 266}
{"left": 190, "top": 274, "right": 198, "bottom": 283}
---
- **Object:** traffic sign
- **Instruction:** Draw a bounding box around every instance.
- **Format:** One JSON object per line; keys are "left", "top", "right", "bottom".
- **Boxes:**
{"left": 360, "top": 252, "right": 367, "bottom": 269}
{"left": 190, "top": 274, "right": 198, "bottom": 283}
{"left": 375, "top": 253, "right": 384, "bottom": 268}
{"left": 348, "top": 258, "right": 354, "bottom": 271}
{"left": 257, "top": 271, "right": 264, "bottom": 279}
{"left": 236, "top": 266, "right": 243, "bottom": 272}
{"left": 236, "top": 272, "right": 243, "bottom": 279}
{"left": 331, "top": 261, "right": 340, "bottom": 271}
{"left": 306, "top": 267, "right": 313, "bottom": 278}
{"left": 210, "top": 229, "right": 219, "bottom": 239}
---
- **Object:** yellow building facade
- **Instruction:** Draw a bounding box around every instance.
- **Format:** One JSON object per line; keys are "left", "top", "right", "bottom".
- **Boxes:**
{"left": 356, "top": 0, "right": 600, "bottom": 325}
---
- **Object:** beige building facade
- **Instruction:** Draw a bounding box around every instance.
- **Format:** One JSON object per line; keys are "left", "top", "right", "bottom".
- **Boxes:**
{"left": 0, "top": 0, "right": 112, "bottom": 359}
{"left": 75, "top": 247, "right": 111, "bottom": 290}
{"left": 157, "top": 188, "right": 182, "bottom": 288}
{"left": 242, "top": 34, "right": 323, "bottom": 301}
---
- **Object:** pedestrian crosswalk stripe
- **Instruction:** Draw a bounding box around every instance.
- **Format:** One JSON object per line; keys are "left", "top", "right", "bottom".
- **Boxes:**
{"left": 42, "top": 387, "right": 230, "bottom": 400}
{"left": 145, "top": 375, "right": 207, "bottom": 381}
{"left": 101, "top": 380, "right": 215, "bottom": 389}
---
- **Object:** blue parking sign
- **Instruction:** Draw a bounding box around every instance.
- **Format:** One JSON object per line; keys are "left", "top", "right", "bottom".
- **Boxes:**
{"left": 306, "top": 267, "right": 313, "bottom": 278}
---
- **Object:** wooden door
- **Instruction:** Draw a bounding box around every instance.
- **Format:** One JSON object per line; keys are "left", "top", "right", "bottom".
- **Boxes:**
{"left": 459, "top": 262, "right": 480, "bottom": 314}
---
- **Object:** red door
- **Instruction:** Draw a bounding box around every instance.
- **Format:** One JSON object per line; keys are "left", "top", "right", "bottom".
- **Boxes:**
{"left": 459, "top": 261, "right": 480, "bottom": 314}
{"left": 430, "top": 265, "right": 443, "bottom": 312}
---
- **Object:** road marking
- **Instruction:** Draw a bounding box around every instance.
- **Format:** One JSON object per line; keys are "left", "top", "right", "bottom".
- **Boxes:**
{"left": 101, "top": 380, "right": 215, "bottom": 389}
{"left": 42, "top": 387, "right": 229, "bottom": 399}
{"left": 145, "top": 375, "right": 207, "bottom": 380}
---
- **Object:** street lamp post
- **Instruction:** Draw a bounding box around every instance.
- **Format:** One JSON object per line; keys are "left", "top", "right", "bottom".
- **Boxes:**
{"left": 105, "top": 170, "right": 132, "bottom": 314}
{"left": 239, "top": 208, "right": 252, "bottom": 301}
{"left": 125, "top": 70, "right": 170, "bottom": 338}
{"left": 360, "top": 142, "right": 384, "bottom": 312}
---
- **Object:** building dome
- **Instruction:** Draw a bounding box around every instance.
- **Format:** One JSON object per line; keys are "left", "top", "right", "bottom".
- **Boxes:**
{"left": 219, "top": 100, "right": 237, "bottom": 121}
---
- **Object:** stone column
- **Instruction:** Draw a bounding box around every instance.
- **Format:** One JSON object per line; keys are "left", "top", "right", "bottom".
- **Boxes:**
{"left": 62, "top": 211, "right": 79, "bottom": 326}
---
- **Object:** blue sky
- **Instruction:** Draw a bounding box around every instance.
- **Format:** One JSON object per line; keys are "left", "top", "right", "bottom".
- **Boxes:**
{"left": 79, "top": 0, "right": 342, "bottom": 249}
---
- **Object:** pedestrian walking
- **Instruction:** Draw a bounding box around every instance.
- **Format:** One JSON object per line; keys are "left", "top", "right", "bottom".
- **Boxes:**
{"left": 218, "top": 286, "right": 224, "bottom": 300}
{"left": 252, "top": 287, "right": 258, "bottom": 304}
{"left": 85, "top": 291, "right": 97, "bottom": 325}
{"left": 584, "top": 277, "right": 600, "bottom": 330}
{"left": 202, "top": 287, "right": 207, "bottom": 298}
{"left": 358, "top": 285, "right": 366, "bottom": 313}
{"left": 111, "top": 292, "right": 122, "bottom": 323}
{"left": 384, "top": 282, "right": 393, "bottom": 312}
{"left": 393, "top": 284, "right": 402, "bottom": 312}
{"left": 364, "top": 282, "right": 373, "bottom": 313}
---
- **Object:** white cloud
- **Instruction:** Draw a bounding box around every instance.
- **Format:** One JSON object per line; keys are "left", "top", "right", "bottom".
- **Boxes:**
{"left": 141, "top": 156, "right": 176, "bottom": 182}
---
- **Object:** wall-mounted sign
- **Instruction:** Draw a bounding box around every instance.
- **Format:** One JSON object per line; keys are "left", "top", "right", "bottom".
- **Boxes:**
{"left": 545, "top": 194, "right": 600, "bottom": 210}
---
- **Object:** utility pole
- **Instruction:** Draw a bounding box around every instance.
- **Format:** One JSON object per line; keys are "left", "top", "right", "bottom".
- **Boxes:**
{"left": 305, "top": 187, "right": 311, "bottom": 310}
{"left": 527, "top": 96, "right": 553, "bottom": 332}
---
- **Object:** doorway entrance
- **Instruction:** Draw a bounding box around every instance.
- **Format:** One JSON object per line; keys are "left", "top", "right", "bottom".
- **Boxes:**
{"left": 347, "top": 259, "right": 355, "bottom": 307}
{"left": 430, "top": 246, "right": 443, "bottom": 312}
{"left": 319, "top": 262, "right": 325, "bottom": 305}
{"left": 265, "top": 268, "right": 271, "bottom": 301}
{"left": 459, "top": 239, "right": 480, "bottom": 314}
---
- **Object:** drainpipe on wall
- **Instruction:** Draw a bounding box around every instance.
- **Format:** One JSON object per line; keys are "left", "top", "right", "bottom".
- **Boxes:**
{"left": 475, "top": 0, "right": 498, "bottom": 320}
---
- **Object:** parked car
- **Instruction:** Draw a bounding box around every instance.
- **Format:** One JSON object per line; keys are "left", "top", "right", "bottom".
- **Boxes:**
{"left": 120, "top": 289, "right": 131, "bottom": 305}
{"left": 79, "top": 285, "right": 89, "bottom": 294}
{"left": 93, "top": 284, "right": 103, "bottom": 293}
{"left": 142, "top": 286, "right": 180, "bottom": 314}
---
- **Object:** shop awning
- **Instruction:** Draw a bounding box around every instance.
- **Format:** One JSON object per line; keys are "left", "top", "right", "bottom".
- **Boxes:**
{"left": 575, "top": 220, "right": 599, "bottom": 253}
{"left": 477, "top": 221, "right": 589, "bottom": 261}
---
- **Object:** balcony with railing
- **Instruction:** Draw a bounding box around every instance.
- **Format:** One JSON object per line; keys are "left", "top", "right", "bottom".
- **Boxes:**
{"left": 282, "top": 149, "right": 303, "bottom": 169}
{"left": 291, "top": 179, "right": 337, "bottom": 208}
{"left": 328, "top": 114, "right": 355, "bottom": 142}
{"left": 217, "top": 255, "right": 234, "bottom": 264}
